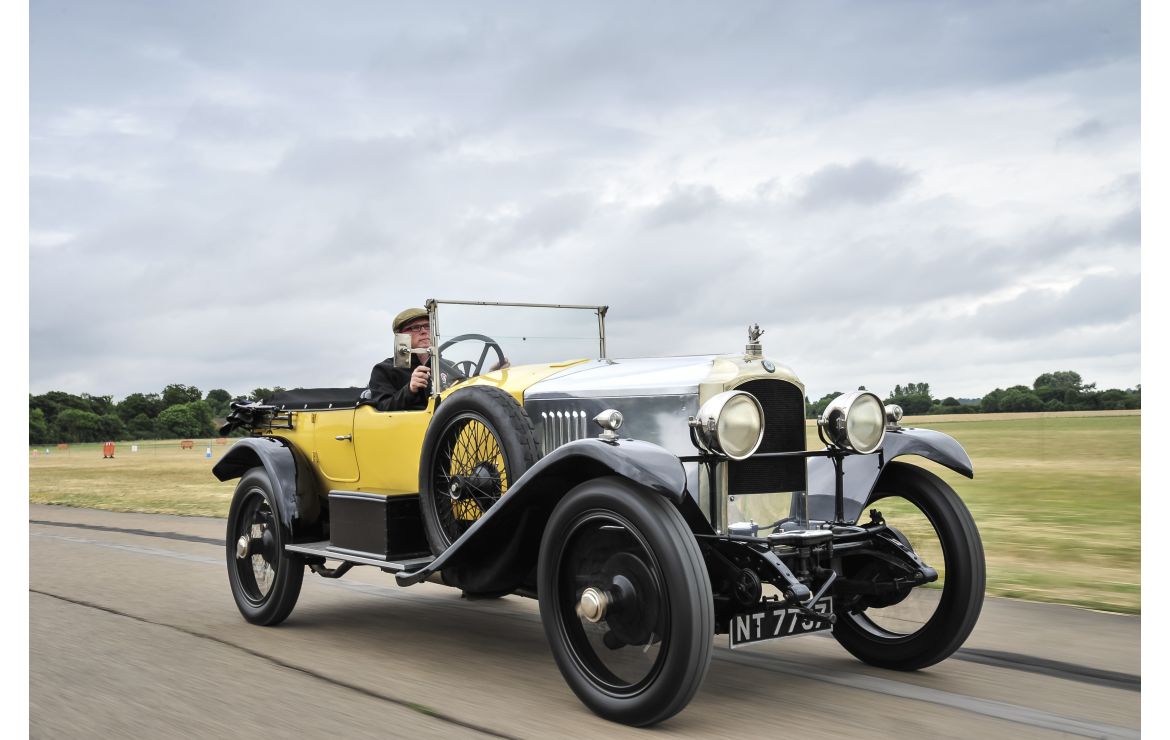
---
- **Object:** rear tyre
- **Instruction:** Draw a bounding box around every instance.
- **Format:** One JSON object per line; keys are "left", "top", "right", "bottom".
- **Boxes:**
{"left": 226, "top": 468, "right": 304, "bottom": 626}
{"left": 832, "top": 462, "right": 984, "bottom": 670}
{"left": 419, "top": 386, "right": 539, "bottom": 555}
{"left": 538, "top": 477, "right": 713, "bottom": 726}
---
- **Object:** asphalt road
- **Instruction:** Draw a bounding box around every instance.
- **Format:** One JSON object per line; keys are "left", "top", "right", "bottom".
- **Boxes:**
{"left": 30, "top": 504, "right": 1140, "bottom": 739}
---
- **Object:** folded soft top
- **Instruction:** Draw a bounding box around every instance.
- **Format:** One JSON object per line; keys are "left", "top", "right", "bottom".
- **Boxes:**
{"left": 267, "top": 387, "right": 367, "bottom": 410}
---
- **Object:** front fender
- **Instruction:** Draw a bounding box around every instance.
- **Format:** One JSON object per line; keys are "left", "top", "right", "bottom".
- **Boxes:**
{"left": 212, "top": 437, "right": 311, "bottom": 532}
{"left": 806, "top": 426, "right": 973, "bottom": 523}
{"left": 396, "top": 438, "right": 688, "bottom": 593}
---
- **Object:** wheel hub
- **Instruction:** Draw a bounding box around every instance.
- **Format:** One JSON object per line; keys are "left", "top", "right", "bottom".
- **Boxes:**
{"left": 577, "top": 587, "right": 608, "bottom": 623}
{"left": 235, "top": 534, "right": 250, "bottom": 560}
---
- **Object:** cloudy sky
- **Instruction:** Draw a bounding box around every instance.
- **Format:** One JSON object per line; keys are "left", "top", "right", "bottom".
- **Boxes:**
{"left": 29, "top": 0, "right": 1141, "bottom": 402}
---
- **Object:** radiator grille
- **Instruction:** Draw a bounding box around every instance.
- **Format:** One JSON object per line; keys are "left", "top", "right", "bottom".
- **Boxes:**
{"left": 540, "top": 409, "right": 589, "bottom": 453}
{"left": 729, "top": 379, "right": 807, "bottom": 494}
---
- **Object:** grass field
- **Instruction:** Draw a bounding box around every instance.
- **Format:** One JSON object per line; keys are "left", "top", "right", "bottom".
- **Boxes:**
{"left": 28, "top": 411, "right": 1141, "bottom": 613}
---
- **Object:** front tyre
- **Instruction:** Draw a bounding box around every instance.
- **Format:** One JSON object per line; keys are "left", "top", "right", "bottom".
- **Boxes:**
{"left": 226, "top": 468, "right": 304, "bottom": 626}
{"left": 833, "top": 462, "right": 985, "bottom": 670}
{"left": 538, "top": 478, "right": 713, "bottom": 726}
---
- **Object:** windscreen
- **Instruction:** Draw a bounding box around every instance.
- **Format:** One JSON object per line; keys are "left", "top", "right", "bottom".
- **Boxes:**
{"left": 433, "top": 302, "right": 604, "bottom": 378}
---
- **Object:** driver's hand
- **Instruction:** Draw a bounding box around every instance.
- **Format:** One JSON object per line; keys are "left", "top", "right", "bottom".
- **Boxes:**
{"left": 488, "top": 358, "right": 511, "bottom": 372}
{"left": 409, "top": 364, "right": 431, "bottom": 392}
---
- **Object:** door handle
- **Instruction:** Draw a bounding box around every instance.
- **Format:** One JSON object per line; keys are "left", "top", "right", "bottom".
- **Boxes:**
{"left": 335, "top": 434, "right": 352, "bottom": 441}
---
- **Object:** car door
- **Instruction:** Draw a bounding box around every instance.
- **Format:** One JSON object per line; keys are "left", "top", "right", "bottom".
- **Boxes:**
{"left": 351, "top": 401, "right": 434, "bottom": 494}
{"left": 312, "top": 408, "right": 359, "bottom": 483}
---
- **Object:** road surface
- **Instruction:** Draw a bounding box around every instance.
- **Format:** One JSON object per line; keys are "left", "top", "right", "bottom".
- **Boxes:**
{"left": 29, "top": 504, "right": 1140, "bottom": 738}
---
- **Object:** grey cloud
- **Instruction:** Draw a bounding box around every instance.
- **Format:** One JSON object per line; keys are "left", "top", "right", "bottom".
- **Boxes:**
{"left": 29, "top": 1, "right": 1141, "bottom": 399}
{"left": 511, "top": 192, "right": 596, "bottom": 247}
{"left": 1105, "top": 172, "right": 1140, "bottom": 200}
{"left": 644, "top": 185, "right": 724, "bottom": 228}
{"left": 1100, "top": 207, "right": 1140, "bottom": 246}
{"left": 797, "top": 160, "right": 918, "bottom": 210}
{"left": 1060, "top": 118, "right": 1108, "bottom": 143}
{"left": 970, "top": 272, "right": 1140, "bottom": 340}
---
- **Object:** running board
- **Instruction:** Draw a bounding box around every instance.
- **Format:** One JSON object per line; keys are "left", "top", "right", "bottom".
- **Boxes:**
{"left": 285, "top": 540, "right": 434, "bottom": 573}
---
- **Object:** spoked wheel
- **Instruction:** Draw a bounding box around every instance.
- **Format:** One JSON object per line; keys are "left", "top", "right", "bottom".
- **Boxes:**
{"left": 833, "top": 462, "right": 984, "bottom": 670}
{"left": 434, "top": 413, "right": 507, "bottom": 540}
{"left": 226, "top": 468, "right": 304, "bottom": 626}
{"left": 419, "top": 387, "right": 538, "bottom": 554}
{"left": 538, "top": 478, "right": 713, "bottom": 726}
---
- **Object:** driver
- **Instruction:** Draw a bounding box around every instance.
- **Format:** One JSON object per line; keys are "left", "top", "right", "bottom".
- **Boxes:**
{"left": 366, "top": 308, "right": 459, "bottom": 411}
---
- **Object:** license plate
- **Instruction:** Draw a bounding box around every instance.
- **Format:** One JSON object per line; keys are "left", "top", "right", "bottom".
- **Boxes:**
{"left": 728, "top": 598, "right": 834, "bottom": 648}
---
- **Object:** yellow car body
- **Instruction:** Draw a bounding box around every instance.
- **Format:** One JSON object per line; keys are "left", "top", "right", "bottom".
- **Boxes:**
{"left": 264, "top": 359, "right": 589, "bottom": 497}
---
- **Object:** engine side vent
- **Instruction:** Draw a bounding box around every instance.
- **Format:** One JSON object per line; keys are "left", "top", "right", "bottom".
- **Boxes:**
{"left": 729, "top": 379, "right": 807, "bottom": 494}
{"left": 541, "top": 409, "right": 589, "bottom": 453}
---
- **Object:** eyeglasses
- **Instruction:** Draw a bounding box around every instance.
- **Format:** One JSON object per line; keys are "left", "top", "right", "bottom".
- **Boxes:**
{"left": 401, "top": 322, "right": 430, "bottom": 334}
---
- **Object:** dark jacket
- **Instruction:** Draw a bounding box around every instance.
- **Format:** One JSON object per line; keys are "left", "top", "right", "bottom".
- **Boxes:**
{"left": 367, "top": 359, "right": 427, "bottom": 411}
{"left": 366, "top": 357, "right": 467, "bottom": 412}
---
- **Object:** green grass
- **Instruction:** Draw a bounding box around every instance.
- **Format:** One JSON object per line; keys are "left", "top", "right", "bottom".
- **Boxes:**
{"left": 808, "top": 414, "right": 1141, "bottom": 614}
{"left": 30, "top": 413, "right": 1141, "bottom": 613}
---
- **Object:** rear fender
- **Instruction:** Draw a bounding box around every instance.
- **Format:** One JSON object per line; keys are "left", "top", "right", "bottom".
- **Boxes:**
{"left": 806, "top": 427, "right": 973, "bottom": 524}
{"left": 396, "top": 438, "right": 688, "bottom": 594}
{"left": 212, "top": 437, "right": 319, "bottom": 531}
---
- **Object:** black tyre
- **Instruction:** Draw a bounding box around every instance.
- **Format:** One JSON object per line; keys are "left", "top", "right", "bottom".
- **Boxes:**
{"left": 419, "top": 386, "right": 539, "bottom": 555}
{"left": 833, "top": 462, "right": 985, "bottom": 670}
{"left": 538, "top": 477, "right": 713, "bottom": 726}
{"left": 226, "top": 468, "right": 305, "bottom": 626}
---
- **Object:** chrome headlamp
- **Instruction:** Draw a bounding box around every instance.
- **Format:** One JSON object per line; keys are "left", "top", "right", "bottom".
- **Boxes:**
{"left": 690, "top": 390, "right": 765, "bottom": 460}
{"left": 817, "top": 391, "right": 886, "bottom": 454}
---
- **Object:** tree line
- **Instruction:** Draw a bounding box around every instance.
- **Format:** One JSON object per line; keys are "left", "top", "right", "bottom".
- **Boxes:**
{"left": 28, "top": 385, "right": 285, "bottom": 444}
{"left": 805, "top": 370, "right": 1140, "bottom": 419}
{"left": 28, "top": 369, "right": 1140, "bottom": 443}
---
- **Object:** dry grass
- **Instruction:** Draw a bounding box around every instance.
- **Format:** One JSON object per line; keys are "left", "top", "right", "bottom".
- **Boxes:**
{"left": 29, "top": 440, "right": 237, "bottom": 516}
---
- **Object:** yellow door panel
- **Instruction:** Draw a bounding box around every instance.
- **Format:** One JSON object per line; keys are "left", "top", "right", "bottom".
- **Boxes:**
{"left": 352, "top": 401, "right": 434, "bottom": 494}
{"left": 313, "top": 409, "right": 359, "bottom": 483}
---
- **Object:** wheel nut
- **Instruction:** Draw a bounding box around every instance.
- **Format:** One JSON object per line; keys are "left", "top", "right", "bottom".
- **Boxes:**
{"left": 236, "top": 535, "right": 250, "bottom": 560}
{"left": 577, "top": 587, "right": 608, "bottom": 623}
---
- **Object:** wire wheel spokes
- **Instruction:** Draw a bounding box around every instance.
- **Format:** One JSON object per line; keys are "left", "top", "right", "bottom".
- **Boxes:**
{"left": 433, "top": 415, "right": 509, "bottom": 543}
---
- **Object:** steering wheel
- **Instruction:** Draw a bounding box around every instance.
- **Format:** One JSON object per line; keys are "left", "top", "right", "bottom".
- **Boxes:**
{"left": 437, "top": 334, "right": 507, "bottom": 377}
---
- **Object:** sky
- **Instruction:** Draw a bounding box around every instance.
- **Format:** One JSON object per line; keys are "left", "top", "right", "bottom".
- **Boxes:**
{"left": 28, "top": 0, "right": 1142, "bottom": 402}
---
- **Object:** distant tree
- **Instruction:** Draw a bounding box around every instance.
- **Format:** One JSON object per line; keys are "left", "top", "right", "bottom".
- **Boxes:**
{"left": 98, "top": 414, "right": 127, "bottom": 441}
{"left": 30, "top": 391, "right": 92, "bottom": 426}
{"left": 998, "top": 386, "right": 1044, "bottom": 412}
{"left": 886, "top": 382, "right": 933, "bottom": 415}
{"left": 205, "top": 389, "right": 232, "bottom": 415}
{"left": 80, "top": 393, "right": 115, "bottom": 416}
{"left": 30, "top": 408, "right": 49, "bottom": 444}
{"left": 249, "top": 386, "right": 286, "bottom": 402}
{"left": 941, "top": 397, "right": 961, "bottom": 407}
{"left": 52, "top": 408, "right": 105, "bottom": 442}
{"left": 1033, "top": 371, "right": 1095, "bottom": 406}
{"left": 126, "top": 413, "right": 157, "bottom": 440}
{"left": 1097, "top": 389, "right": 1129, "bottom": 409}
{"left": 162, "top": 384, "right": 203, "bottom": 408}
{"left": 806, "top": 392, "right": 843, "bottom": 419}
{"left": 117, "top": 392, "right": 165, "bottom": 422}
{"left": 156, "top": 402, "right": 215, "bottom": 438}
{"left": 978, "top": 388, "right": 1007, "bottom": 413}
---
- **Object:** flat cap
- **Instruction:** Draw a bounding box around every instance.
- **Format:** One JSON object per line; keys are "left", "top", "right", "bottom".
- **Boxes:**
{"left": 393, "top": 307, "right": 428, "bottom": 332}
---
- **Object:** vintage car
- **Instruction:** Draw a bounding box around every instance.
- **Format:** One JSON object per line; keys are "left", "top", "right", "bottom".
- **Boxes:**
{"left": 213, "top": 299, "right": 984, "bottom": 726}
